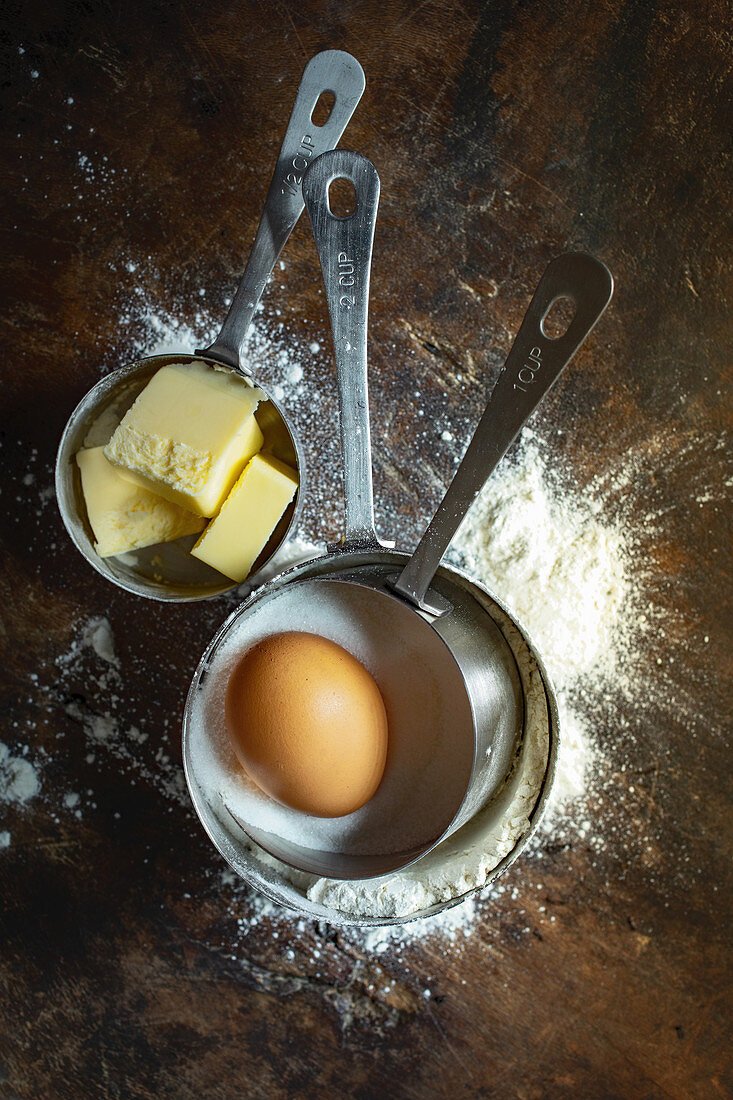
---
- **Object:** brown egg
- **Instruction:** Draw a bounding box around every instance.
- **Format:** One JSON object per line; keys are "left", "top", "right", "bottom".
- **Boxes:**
{"left": 225, "top": 631, "right": 388, "bottom": 817}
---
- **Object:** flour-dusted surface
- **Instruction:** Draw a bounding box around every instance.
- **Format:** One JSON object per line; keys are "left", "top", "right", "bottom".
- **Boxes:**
{"left": 0, "top": 743, "right": 41, "bottom": 806}
{"left": 452, "top": 431, "right": 632, "bottom": 817}
{"left": 3, "top": 10, "right": 730, "bottom": 1095}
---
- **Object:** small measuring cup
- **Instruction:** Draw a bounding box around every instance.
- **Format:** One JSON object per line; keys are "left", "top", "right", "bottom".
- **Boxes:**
{"left": 55, "top": 50, "right": 365, "bottom": 601}
{"left": 183, "top": 149, "right": 614, "bottom": 885}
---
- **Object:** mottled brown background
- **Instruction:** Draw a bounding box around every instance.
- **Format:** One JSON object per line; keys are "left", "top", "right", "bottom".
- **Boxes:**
{"left": 0, "top": 1, "right": 731, "bottom": 1098}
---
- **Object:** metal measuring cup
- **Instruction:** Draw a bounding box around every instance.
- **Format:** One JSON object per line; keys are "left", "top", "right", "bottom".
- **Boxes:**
{"left": 187, "top": 569, "right": 559, "bottom": 928}
{"left": 55, "top": 50, "right": 365, "bottom": 601}
{"left": 182, "top": 150, "right": 613, "bottom": 889}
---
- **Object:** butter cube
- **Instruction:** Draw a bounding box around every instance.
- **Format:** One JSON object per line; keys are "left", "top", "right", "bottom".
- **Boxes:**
{"left": 104, "top": 362, "right": 264, "bottom": 517}
{"left": 191, "top": 454, "right": 298, "bottom": 582}
{"left": 76, "top": 447, "right": 205, "bottom": 557}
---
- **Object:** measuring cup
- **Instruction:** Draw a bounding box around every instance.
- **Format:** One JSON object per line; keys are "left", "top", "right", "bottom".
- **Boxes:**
{"left": 183, "top": 149, "right": 614, "bottom": 887}
{"left": 55, "top": 50, "right": 365, "bottom": 601}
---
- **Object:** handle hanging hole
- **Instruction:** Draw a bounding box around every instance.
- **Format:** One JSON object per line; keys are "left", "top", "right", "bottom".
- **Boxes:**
{"left": 541, "top": 295, "right": 576, "bottom": 339}
{"left": 311, "top": 90, "right": 336, "bottom": 127}
{"left": 328, "top": 176, "right": 357, "bottom": 219}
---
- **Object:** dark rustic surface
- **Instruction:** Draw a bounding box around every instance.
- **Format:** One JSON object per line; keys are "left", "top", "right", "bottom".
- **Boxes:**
{"left": 1, "top": 2, "right": 731, "bottom": 1098}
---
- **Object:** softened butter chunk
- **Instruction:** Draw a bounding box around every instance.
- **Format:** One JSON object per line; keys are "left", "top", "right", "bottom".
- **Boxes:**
{"left": 104, "top": 362, "right": 264, "bottom": 517}
{"left": 191, "top": 454, "right": 298, "bottom": 582}
{"left": 76, "top": 446, "right": 205, "bottom": 557}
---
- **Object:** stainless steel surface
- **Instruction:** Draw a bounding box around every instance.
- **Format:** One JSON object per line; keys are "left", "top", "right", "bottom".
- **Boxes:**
{"left": 56, "top": 51, "right": 364, "bottom": 601}
{"left": 298, "top": 152, "right": 523, "bottom": 874}
{"left": 182, "top": 550, "right": 558, "bottom": 927}
{"left": 389, "top": 252, "right": 614, "bottom": 615}
{"left": 199, "top": 51, "right": 366, "bottom": 374}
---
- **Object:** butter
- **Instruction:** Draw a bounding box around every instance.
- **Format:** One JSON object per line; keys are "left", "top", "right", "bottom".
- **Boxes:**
{"left": 104, "top": 362, "right": 264, "bottom": 517}
{"left": 76, "top": 447, "right": 205, "bottom": 557}
{"left": 191, "top": 454, "right": 298, "bottom": 582}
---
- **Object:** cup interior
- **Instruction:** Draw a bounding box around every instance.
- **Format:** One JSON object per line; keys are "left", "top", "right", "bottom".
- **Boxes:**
{"left": 55, "top": 354, "right": 303, "bottom": 602}
{"left": 186, "top": 576, "right": 477, "bottom": 877}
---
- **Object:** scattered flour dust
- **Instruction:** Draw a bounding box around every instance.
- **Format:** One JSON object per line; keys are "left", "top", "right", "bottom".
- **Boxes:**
{"left": 54, "top": 613, "right": 189, "bottom": 809}
{"left": 57, "top": 615, "right": 120, "bottom": 678}
{"left": 0, "top": 740, "right": 42, "bottom": 852}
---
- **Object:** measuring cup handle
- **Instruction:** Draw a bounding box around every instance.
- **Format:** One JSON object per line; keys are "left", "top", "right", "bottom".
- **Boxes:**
{"left": 303, "top": 150, "right": 384, "bottom": 551}
{"left": 199, "top": 50, "right": 365, "bottom": 375}
{"left": 391, "top": 252, "right": 614, "bottom": 613}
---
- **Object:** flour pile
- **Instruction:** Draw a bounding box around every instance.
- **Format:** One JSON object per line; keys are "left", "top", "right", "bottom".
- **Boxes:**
{"left": 454, "top": 430, "right": 630, "bottom": 816}
{"left": 455, "top": 430, "right": 628, "bottom": 685}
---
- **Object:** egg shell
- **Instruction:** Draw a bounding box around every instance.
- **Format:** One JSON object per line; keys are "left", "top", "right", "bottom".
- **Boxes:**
{"left": 225, "top": 631, "right": 389, "bottom": 817}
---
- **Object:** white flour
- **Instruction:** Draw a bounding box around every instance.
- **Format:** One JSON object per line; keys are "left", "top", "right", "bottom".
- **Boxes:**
{"left": 454, "top": 431, "right": 628, "bottom": 686}
{"left": 0, "top": 743, "right": 41, "bottom": 805}
{"left": 453, "top": 431, "right": 630, "bottom": 815}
